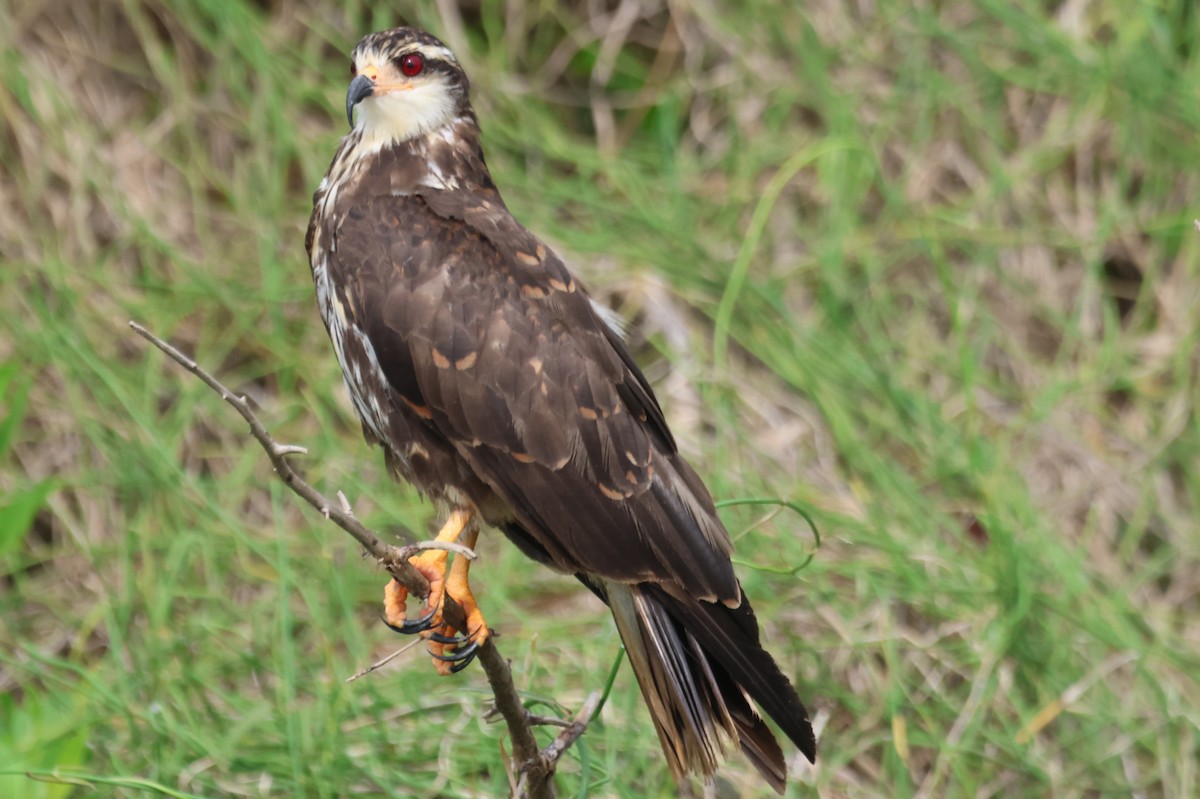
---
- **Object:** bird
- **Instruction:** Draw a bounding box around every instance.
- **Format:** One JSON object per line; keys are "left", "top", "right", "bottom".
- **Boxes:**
{"left": 306, "top": 26, "right": 817, "bottom": 793}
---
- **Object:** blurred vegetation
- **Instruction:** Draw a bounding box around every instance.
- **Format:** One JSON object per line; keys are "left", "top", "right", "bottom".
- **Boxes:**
{"left": 2, "top": 0, "right": 1199, "bottom": 796}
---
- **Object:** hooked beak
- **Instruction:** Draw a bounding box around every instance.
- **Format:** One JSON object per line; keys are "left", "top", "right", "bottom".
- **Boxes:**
{"left": 346, "top": 74, "right": 375, "bottom": 128}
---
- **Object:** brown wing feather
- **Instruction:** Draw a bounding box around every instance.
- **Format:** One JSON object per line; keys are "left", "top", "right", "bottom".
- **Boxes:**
{"left": 419, "top": 184, "right": 677, "bottom": 453}
{"left": 331, "top": 189, "right": 738, "bottom": 602}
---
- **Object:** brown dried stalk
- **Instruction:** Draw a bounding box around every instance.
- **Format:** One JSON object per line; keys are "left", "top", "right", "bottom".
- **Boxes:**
{"left": 129, "top": 321, "right": 599, "bottom": 798}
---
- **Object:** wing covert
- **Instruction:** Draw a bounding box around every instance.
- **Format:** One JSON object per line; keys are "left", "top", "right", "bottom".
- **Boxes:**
{"left": 331, "top": 190, "right": 738, "bottom": 601}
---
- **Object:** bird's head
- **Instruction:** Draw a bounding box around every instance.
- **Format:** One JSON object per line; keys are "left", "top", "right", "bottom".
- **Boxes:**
{"left": 345, "top": 28, "right": 471, "bottom": 145}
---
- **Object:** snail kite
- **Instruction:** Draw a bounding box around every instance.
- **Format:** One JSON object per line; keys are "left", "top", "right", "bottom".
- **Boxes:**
{"left": 306, "top": 26, "right": 816, "bottom": 792}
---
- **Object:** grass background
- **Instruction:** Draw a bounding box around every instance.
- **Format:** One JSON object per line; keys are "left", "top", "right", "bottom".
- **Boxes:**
{"left": 2, "top": 0, "right": 1199, "bottom": 796}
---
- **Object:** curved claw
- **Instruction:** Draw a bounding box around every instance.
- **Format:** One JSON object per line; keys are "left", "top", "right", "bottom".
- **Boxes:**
{"left": 430, "top": 638, "right": 480, "bottom": 673}
{"left": 428, "top": 630, "right": 469, "bottom": 646}
{"left": 429, "top": 639, "right": 478, "bottom": 663}
{"left": 383, "top": 601, "right": 439, "bottom": 635}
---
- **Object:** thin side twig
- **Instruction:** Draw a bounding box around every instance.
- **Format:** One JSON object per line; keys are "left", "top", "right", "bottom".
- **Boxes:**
{"left": 345, "top": 637, "right": 426, "bottom": 683}
{"left": 128, "top": 321, "right": 584, "bottom": 798}
{"left": 128, "top": 321, "right": 416, "bottom": 581}
{"left": 515, "top": 691, "right": 604, "bottom": 796}
{"left": 397, "top": 540, "right": 478, "bottom": 561}
{"left": 540, "top": 691, "right": 603, "bottom": 766}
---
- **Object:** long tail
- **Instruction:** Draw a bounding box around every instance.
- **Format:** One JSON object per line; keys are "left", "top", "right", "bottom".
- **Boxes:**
{"left": 599, "top": 579, "right": 815, "bottom": 794}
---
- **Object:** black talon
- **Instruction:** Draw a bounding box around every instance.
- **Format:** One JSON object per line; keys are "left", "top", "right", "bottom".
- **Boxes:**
{"left": 429, "top": 623, "right": 483, "bottom": 647}
{"left": 384, "top": 616, "right": 430, "bottom": 634}
{"left": 428, "top": 639, "right": 479, "bottom": 673}
{"left": 383, "top": 602, "right": 439, "bottom": 635}
{"left": 430, "top": 639, "right": 478, "bottom": 663}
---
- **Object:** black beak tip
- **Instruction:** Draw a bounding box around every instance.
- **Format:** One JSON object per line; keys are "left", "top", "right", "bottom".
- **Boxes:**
{"left": 345, "top": 74, "right": 375, "bottom": 128}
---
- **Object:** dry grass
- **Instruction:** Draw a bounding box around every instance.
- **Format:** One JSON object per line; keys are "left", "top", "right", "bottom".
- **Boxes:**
{"left": 2, "top": 0, "right": 1199, "bottom": 797}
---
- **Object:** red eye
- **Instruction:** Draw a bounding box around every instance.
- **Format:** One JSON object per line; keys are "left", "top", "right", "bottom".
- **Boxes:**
{"left": 350, "top": 62, "right": 357, "bottom": 77}
{"left": 399, "top": 53, "right": 424, "bottom": 77}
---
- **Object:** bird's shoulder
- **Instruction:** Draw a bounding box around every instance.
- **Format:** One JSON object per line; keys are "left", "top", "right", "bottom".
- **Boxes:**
{"left": 321, "top": 178, "right": 735, "bottom": 599}
{"left": 329, "top": 184, "right": 671, "bottom": 447}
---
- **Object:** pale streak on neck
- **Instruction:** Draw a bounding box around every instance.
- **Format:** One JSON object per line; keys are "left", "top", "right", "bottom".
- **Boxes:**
{"left": 315, "top": 113, "right": 479, "bottom": 218}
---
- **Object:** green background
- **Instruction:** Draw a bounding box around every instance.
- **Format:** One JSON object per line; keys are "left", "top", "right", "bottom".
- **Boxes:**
{"left": 2, "top": 0, "right": 1198, "bottom": 796}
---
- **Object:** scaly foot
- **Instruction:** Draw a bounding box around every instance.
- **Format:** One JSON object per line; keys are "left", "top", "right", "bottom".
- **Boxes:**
{"left": 381, "top": 508, "right": 489, "bottom": 674}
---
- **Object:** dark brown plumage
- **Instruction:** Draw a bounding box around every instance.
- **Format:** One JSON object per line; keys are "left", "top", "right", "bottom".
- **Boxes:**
{"left": 307, "top": 26, "right": 816, "bottom": 792}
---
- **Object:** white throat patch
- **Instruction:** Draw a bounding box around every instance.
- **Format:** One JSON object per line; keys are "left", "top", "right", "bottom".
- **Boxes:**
{"left": 356, "top": 73, "right": 458, "bottom": 148}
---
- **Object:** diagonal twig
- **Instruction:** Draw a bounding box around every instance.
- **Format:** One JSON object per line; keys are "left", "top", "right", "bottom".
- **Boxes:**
{"left": 345, "top": 638, "right": 426, "bottom": 683}
{"left": 128, "top": 322, "right": 416, "bottom": 581}
{"left": 128, "top": 321, "right": 598, "bottom": 798}
{"left": 539, "top": 691, "right": 603, "bottom": 768}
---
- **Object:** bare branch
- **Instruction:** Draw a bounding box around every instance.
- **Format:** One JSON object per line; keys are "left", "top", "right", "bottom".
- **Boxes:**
{"left": 514, "top": 692, "right": 604, "bottom": 796}
{"left": 343, "top": 633, "right": 427, "bottom": 676}
{"left": 540, "top": 691, "right": 603, "bottom": 771}
{"left": 397, "top": 540, "right": 478, "bottom": 561}
{"left": 128, "top": 321, "right": 584, "bottom": 798}
{"left": 345, "top": 638, "right": 425, "bottom": 683}
{"left": 128, "top": 321, "right": 418, "bottom": 583}
{"left": 526, "top": 716, "right": 575, "bottom": 730}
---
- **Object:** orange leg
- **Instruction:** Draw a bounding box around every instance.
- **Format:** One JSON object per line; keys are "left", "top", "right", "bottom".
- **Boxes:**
{"left": 424, "top": 523, "right": 491, "bottom": 674}
{"left": 382, "top": 508, "right": 490, "bottom": 674}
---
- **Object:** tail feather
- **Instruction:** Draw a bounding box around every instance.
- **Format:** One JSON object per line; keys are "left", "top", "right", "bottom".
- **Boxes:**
{"left": 606, "top": 583, "right": 733, "bottom": 779}
{"left": 603, "top": 580, "right": 815, "bottom": 794}
{"left": 647, "top": 582, "right": 818, "bottom": 762}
